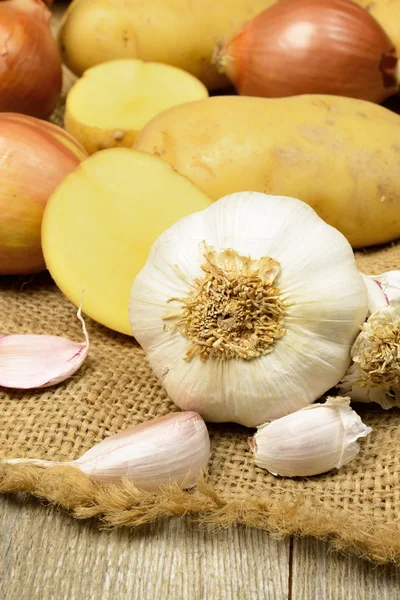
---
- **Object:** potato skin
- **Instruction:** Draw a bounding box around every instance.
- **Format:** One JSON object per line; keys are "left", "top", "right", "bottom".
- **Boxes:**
{"left": 64, "top": 112, "right": 139, "bottom": 155}
{"left": 58, "top": 0, "right": 275, "bottom": 90}
{"left": 134, "top": 94, "right": 400, "bottom": 248}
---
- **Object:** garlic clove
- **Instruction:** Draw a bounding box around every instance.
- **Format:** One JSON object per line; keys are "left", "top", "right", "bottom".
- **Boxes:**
{"left": 0, "top": 307, "right": 89, "bottom": 389}
{"left": 251, "top": 397, "right": 372, "bottom": 478}
{"left": 1, "top": 412, "right": 211, "bottom": 492}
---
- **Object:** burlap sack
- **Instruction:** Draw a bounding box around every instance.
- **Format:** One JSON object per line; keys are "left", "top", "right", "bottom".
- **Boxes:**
{"left": 0, "top": 243, "right": 400, "bottom": 565}
{"left": 1, "top": 6, "right": 400, "bottom": 568}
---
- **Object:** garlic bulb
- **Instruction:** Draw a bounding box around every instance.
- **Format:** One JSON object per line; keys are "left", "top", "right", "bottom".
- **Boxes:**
{"left": 251, "top": 397, "right": 372, "bottom": 477}
{"left": 2, "top": 411, "right": 211, "bottom": 492}
{"left": 339, "top": 299, "right": 400, "bottom": 409}
{"left": 339, "top": 270, "right": 400, "bottom": 409}
{"left": 129, "top": 192, "right": 368, "bottom": 427}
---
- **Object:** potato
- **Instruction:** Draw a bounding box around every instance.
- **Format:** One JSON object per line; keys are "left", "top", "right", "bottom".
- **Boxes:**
{"left": 134, "top": 94, "right": 400, "bottom": 248}
{"left": 41, "top": 149, "right": 212, "bottom": 335}
{"left": 64, "top": 59, "right": 208, "bottom": 155}
{"left": 58, "top": 0, "right": 275, "bottom": 90}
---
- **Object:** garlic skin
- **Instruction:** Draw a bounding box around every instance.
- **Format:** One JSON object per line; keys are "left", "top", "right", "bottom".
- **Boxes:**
{"left": 2, "top": 412, "right": 211, "bottom": 492}
{"left": 251, "top": 397, "right": 372, "bottom": 478}
{"left": 360, "top": 273, "right": 388, "bottom": 315}
{"left": 370, "top": 271, "right": 400, "bottom": 305}
{"left": 360, "top": 270, "right": 400, "bottom": 315}
{"left": 129, "top": 192, "right": 368, "bottom": 427}
{"left": 0, "top": 307, "right": 89, "bottom": 389}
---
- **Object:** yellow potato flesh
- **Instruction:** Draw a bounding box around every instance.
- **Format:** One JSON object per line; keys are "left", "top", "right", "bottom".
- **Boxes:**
{"left": 41, "top": 149, "right": 212, "bottom": 335}
{"left": 64, "top": 59, "right": 208, "bottom": 155}
{"left": 134, "top": 94, "right": 400, "bottom": 248}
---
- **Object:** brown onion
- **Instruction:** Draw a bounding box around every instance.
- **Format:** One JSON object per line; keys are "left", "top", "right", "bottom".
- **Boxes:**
{"left": 215, "top": 0, "right": 398, "bottom": 103}
{"left": 0, "top": 114, "right": 87, "bottom": 275}
{"left": 0, "top": 0, "right": 62, "bottom": 118}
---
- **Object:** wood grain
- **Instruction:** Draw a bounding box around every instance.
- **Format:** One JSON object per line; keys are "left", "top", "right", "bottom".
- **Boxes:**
{"left": 2, "top": 494, "right": 400, "bottom": 600}
{"left": 0, "top": 495, "right": 290, "bottom": 600}
{"left": 292, "top": 538, "right": 400, "bottom": 600}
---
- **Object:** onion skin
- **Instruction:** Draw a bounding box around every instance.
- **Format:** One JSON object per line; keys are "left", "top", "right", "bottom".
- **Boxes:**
{"left": 0, "top": 114, "right": 87, "bottom": 275}
{"left": 0, "top": 0, "right": 62, "bottom": 118}
{"left": 216, "top": 0, "right": 398, "bottom": 103}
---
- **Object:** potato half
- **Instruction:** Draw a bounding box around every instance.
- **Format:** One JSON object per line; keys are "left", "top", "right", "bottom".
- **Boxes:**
{"left": 41, "top": 148, "right": 212, "bottom": 335}
{"left": 64, "top": 59, "right": 208, "bottom": 155}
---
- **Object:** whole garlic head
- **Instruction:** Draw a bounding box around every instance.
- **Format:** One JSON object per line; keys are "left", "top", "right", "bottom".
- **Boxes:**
{"left": 129, "top": 192, "right": 368, "bottom": 427}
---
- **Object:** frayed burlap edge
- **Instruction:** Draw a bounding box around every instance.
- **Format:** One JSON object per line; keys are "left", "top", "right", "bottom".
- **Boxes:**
{"left": 1, "top": 464, "right": 399, "bottom": 566}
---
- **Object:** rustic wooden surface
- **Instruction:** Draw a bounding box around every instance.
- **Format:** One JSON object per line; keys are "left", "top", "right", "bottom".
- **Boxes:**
{"left": 1, "top": 494, "right": 400, "bottom": 600}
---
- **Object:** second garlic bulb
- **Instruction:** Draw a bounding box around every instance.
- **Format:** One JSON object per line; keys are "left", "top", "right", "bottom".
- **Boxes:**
{"left": 129, "top": 192, "right": 368, "bottom": 427}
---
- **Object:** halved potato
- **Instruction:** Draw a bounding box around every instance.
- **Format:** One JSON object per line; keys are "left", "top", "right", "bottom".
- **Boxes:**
{"left": 64, "top": 59, "right": 208, "bottom": 155}
{"left": 41, "top": 148, "right": 212, "bottom": 335}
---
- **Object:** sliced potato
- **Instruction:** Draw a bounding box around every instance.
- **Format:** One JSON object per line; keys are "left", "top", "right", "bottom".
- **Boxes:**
{"left": 41, "top": 148, "right": 212, "bottom": 335}
{"left": 64, "top": 59, "right": 208, "bottom": 155}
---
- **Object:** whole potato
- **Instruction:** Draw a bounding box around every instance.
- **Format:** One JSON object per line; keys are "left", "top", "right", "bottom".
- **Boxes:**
{"left": 134, "top": 94, "right": 400, "bottom": 248}
{"left": 58, "top": 0, "right": 275, "bottom": 90}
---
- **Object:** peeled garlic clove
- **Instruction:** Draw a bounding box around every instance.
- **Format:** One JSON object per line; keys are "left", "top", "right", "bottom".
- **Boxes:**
{"left": 2, "top": 412, "right": 211, "bottom": 492}
{"left": 251, "top": 397, "right": 372, "bottom": 478}
{"left": 0, "top": 307, "right": 89, "bottom": 389}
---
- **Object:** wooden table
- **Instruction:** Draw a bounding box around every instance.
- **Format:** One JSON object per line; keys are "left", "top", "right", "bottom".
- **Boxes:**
{"left": 1, "top": 494, "right": 399, "bottom": 599}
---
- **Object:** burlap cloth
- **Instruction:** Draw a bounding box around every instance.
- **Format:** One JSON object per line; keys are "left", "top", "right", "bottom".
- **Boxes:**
{"left": 1, "top": 5, "right": 400, "bottom": 567}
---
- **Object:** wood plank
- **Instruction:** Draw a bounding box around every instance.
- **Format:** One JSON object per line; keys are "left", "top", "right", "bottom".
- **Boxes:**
{"left": 291, "top": 537, "right": 400, "bottom": 600}
{"left": 0, "top": 495, "right": 290, "bottom": 600}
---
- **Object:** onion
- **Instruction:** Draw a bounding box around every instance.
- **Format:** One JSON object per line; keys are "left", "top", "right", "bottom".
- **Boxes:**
{"left": 0, "top": 113, "right": 87, "bottom": 275}
{"left": 215, "top": 0, "right": 398, "bottom": 103}
{"left": 0, "top": 0, "right": 62, "bottom": 118}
